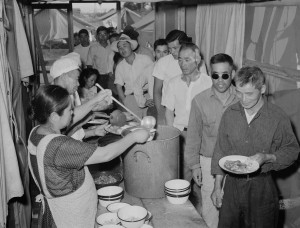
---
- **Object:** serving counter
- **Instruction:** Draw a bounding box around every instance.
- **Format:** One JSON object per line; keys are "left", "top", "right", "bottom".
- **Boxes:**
{"left": 96, "top": 190, "right": 208, "bottom": 228}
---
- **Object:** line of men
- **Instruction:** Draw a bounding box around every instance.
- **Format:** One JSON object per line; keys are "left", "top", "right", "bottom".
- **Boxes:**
{"left": 63, "top": 26, "right": 299, "bottom": 228}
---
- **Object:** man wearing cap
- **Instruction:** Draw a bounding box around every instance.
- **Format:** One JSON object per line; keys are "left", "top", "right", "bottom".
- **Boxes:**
{"left": 123, "top": 25, "right": 155, "bottom": 61}
{"left": 50, "top": 57, "right": 112, "bottom": 141}
{"left": 86, "top": 26, "right": 113, "bottom": 89}
{"left": 111, "top": 34, "right": 153, "bottom": 118}
{"left": 153, "top": 30, "right": 207, "bottom": 124}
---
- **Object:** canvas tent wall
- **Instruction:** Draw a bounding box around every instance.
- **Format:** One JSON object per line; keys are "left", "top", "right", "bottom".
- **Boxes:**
{"left": 34, "top": 8, "right": 95, "bottom": 44}
{"left": 90, "top": 7, "right": 141, "bottom": 30}
{"left": 132, "top": 10, "right": 154, "bottom": 47}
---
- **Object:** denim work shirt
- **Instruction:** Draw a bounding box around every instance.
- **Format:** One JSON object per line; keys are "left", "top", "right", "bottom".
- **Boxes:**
{"left": 211, "top": 99, "right": 300, "bottom": 175}
{"left": 184, "top": 86, "right": 238, "bottom": 170}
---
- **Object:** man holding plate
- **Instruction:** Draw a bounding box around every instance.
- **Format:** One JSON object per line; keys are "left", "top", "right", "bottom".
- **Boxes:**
{"left": 211, "top": 66, "right": 300, "bottom": 228}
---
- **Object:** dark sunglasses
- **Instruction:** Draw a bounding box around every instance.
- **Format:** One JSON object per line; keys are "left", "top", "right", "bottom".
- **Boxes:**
{"left": 211, "top": 73, "right": 230, "bottom": 80}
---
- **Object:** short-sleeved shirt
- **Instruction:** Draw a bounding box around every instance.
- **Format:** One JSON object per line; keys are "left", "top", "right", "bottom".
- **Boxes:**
{"left": 163, "top": 73, "right": 212, "bottom": 131}
{"left": 114, "top": 53, "right": 153, "bottom": 96}
{"left": 29, "top": 128, "right": 97, "bottom": 197}
{"left": 133, "top": 62, "right": 155, "bottom": 107}
{"left": 86, "top": 42, "right": 112, "bottom": 74}
{"left": 74, "top": 44, "right": 90, "bottom": 68}
{"left": 152, "top": 54, "right": 208, "bottom": 103}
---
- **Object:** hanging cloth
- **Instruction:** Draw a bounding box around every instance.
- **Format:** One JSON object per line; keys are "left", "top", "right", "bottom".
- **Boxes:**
{"left": 0, "top": 0, "right": 24, "bottom": 227}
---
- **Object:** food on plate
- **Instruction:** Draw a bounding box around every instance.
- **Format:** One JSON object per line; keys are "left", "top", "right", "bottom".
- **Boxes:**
{"left": 94, "top": 174, "right": 118, "bottom": 185}
{"left": 110, "top": 110, "right": 127, "bottom": 127}
{"left": 224, "top": 160, "right": 254, "bottom": 173}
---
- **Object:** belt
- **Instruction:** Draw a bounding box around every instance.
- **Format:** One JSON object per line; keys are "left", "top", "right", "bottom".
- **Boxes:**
{"left": 229, "top": 172, "right": 270, "bottom": 181}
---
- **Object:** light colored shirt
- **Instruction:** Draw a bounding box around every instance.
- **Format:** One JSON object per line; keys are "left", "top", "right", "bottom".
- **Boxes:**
{"left": 184, "top": 86, "right": 238, "bottom": 170}
{"left": 86, "top": 42, "right": 112, "bottom": 74}
{"left": 114, "top": 53, "right": 153, "bottom": 97}
{"left": 163, "top": 73, "right": 212, "bottom": 131}
{"left": 74, "top": 44, "right": 90, "bottom": 68}
{"left": 133, "top": 62, "right": 155, "bottom": 107}
{"left": 153, "top": 54, "right": 208, "bottom": 104}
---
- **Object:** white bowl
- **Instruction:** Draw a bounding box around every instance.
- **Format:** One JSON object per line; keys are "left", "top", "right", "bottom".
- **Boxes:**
{"left": 164, "top": 179, "right": 190, "bottom": 191}
{"left": 141, "top": 225, "right": 153, "bottom": 228}
{"left": 141, "top": 224, "right": 153, "bottom": 228}
{"left": 107, "top": 202, "right": 131, "bottom": 213}
{"left": 165, "top": 186, "right": 191, "bottom": 195}
{"left": 100, "top": 225, "right": 124, "bottom": 228}
{"left": 99, "top": 196, "right": 123, "bottom": 208}
{"left": 96, "top": 212, "right": 120, "bottom": 226}
{"left": 97, "top": 186, "right": 124, "bottom": 198}
{"left": 118, "top": 205, "right": 148, "bottom": 228}
{"left": 144, "top": 211, "right": 152, "bottom": 225}
{"left": 165, "top": 189, "right": 190, "bottom": 205}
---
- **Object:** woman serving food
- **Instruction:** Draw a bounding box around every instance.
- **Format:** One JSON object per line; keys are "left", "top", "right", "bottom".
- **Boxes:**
{"left": 28, "top": 85, "right": 150, "bottom": 228}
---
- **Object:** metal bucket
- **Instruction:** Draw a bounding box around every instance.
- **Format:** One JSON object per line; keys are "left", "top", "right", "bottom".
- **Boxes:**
{"left": 123, "top": 125, "right": 181, "bottom": 198}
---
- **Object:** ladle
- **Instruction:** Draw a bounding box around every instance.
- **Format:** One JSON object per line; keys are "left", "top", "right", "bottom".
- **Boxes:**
{"left": 95, "top": 83, "right": 156, "bottom": 129}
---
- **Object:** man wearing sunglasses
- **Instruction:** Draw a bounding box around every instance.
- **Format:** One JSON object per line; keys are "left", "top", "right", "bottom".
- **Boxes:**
{"left": 184, "top": 53, "right": 238, "bottom": 228}
{"left": 211, "top": 66, "right": 299, "bottom": 228}
{"left": 163, "top": 43, "right": 212, "bottom": 180}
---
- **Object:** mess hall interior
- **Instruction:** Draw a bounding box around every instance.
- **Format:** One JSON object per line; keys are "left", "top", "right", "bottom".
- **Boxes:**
{"left": 1, "top": 0, "right": 300, "bottom": 227}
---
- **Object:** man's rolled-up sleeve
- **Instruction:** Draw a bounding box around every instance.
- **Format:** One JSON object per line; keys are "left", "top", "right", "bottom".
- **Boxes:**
{"left": 184, "top": 99, "right": 203, "bottom": 170}
{"left": 270, "top": 117, "right": 300, "bottom": 171}
{"left": 211, "top": 112, "right": 231, "bottom": 175}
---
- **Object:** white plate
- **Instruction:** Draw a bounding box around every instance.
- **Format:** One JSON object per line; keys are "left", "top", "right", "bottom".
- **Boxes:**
{"left": 219, "top": 155, "right": 259, "bottom": 174}
{"left": 88, "top": 119, "right": 108, "bottom": 125}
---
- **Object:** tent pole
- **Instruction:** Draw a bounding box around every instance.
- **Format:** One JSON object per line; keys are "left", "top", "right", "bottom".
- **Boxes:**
{"left": 32, "top": 17, "right": 49, "bottom": 85}
{"left": 67, "top": 3, "right": 74, "bottom": 52}
{"left": 117, "top": 2, "right": 121, "bottom": 32}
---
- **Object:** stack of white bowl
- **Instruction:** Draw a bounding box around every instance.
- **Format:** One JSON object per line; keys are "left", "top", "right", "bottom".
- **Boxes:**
{"left": 164, "top": 179, "right": 191, "bottom": 205}
{"left": 97, "top": 186, "right": 124, "bottom": 207}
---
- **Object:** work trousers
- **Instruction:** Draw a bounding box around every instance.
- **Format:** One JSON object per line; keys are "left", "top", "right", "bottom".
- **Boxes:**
{"left": 200, "top": 156, "right": 219, "bottom": 228}
{"left": 219, "top": 174, "right": 279, "bottom": 228}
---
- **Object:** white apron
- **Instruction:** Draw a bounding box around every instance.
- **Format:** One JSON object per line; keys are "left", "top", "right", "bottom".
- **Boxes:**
{"left": 28, "top": 128, "right": 97, "bottom": 228}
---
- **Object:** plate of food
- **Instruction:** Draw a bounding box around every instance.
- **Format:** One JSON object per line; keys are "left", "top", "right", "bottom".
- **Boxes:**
{"left": 219, "top": 155, "right": 259, "bottom": 174}
{"left": 105, "top": 124, "right": 131, "bottom": 135}
{"left": 87, "top": 119, "right": 108, "bottom": 125}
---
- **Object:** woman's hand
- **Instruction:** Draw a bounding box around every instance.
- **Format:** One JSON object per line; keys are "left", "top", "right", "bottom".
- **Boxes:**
{"left": 131, "top": 129, "right": 150, "bottom": 144}
{"left": 94, "top": 89, "right": 112, "bottom": 104}
{"left": 93, "top": 124, "right": 108, "bottom": 137}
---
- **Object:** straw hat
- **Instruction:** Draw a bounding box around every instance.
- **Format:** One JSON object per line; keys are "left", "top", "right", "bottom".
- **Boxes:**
{"left": 111, "top": 34, "right": 138, "bottom": 52}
